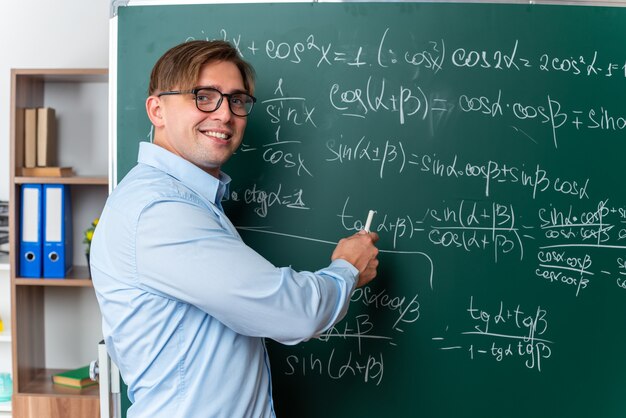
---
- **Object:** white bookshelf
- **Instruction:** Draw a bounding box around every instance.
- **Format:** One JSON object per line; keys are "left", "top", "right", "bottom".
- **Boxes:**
{"left": 9, "top": 69, "right": 105, "bottom": 417}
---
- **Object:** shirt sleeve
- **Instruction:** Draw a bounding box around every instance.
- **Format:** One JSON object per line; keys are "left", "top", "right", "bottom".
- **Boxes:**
{"left": 134, "top": 198, "right": 359, "bottom": 345}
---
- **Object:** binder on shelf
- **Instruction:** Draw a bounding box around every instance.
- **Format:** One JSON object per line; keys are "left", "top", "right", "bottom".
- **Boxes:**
{"left": 37, "top": 107, "right": 57, "bottom": 167}
{"left": 24, "top": 108, "right": 37, "bottom": 168}
{"left": 43, "top": 184, "right": 72, "bottom": 278}
{"left": 19, "top": 184, "right": 43, "bottom": 277}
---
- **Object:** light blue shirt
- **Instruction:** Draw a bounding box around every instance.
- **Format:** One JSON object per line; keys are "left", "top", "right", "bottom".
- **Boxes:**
{"left": 91, "top": 142, "right": 358, "bottom": 418}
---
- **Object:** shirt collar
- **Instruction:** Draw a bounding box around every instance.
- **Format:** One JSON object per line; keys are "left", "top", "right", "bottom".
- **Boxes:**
{"left": 137, "top": 142, "right": 231, "bottom": 208}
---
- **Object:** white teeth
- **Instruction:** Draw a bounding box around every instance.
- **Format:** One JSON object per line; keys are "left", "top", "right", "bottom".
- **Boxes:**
{"left": 205, "top": 131, "right": 229, "bottom": 139}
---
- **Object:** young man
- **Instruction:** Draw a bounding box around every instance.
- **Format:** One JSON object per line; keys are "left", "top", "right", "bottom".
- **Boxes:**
{"left": 91, "top": 40, "right": 379, "bottom": 418}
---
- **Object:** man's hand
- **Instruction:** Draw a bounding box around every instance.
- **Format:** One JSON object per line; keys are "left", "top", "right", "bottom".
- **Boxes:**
{"left": 331, "top": 231, "right": 380, "bottom": 287}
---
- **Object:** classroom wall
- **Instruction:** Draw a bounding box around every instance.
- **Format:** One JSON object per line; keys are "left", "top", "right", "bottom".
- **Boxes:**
{"left": 0, "top": 0, "right": 110, "bottom": 369}
{"left": 0, "top": 0, "right": 110, "bottom": 202}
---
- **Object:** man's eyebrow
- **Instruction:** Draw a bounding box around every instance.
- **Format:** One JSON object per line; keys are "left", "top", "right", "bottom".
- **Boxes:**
{"left": 196, "top": 85, "right": 249, "bottom": 94}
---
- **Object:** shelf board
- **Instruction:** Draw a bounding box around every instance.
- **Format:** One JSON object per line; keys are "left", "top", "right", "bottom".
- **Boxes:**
{"left": 19, "top": 368, "right": 99, "bottom": 399}
{"left": 14, "top": 68, "right": 108, "bottom": 83}
{"left": 15, "top": 266, "right": 93, "bottom": 287}
{"left": 15, "top": 176, "right": 108, "bottom": 185}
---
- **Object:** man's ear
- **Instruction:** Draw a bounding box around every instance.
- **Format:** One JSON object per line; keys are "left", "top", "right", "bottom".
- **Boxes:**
{"left": 146, "top": 96, "right": 165, "bottom": 128}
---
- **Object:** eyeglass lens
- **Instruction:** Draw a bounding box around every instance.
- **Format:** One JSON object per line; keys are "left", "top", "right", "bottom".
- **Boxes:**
{"left": 196, "top": 88, "right": 255, "bottom": 116}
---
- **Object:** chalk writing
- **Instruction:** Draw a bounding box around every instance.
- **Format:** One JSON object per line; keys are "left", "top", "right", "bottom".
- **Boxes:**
{"left": 180, "top": 17, "right": 626, "bottom": 389}
{"left": 535, "top": 250, "right": 591, "bottom": 297}
{"left": 229, "top": 183, "right": 309, "bottom": 218}
{"left": 339, "top": 196, "right": 527, "bottom": 262}
{"left": 435, "top": 297, "right": 553, "bottom": 371}
{"left": 351, "top": 288, "right": 421, "bottom": 333}
{"left": 451, "top": 40, "right": 529, "bottom": 70}
{"left": 324, "top": 135, "right": 591, "bottom": 199}
{"left": 199, "top": 28, "right": 626, "bottom": 83}
{"left": 284, "top": 349, "right": 384, "bottom": 385}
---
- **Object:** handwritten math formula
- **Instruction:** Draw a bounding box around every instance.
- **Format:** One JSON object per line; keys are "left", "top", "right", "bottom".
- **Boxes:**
{"left": 188, "top": 18, "right": 626, "bottom": 382}
{"left": 434, "top": 297, "right": 552, "bottom": 372}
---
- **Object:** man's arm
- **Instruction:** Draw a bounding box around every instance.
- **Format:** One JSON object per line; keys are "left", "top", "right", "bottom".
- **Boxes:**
{"left": 133, "top": 199, "right": 378, "bottom": 344}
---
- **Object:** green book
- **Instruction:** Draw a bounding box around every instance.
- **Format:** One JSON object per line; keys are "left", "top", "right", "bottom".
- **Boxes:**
{"left": 51, "top": 366, "right": 97, "bottom": 389}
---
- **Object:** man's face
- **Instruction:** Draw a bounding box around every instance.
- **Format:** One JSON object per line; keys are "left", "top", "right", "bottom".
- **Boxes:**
{"left": 149, "top": 60, "right": 248, "bottom": 177}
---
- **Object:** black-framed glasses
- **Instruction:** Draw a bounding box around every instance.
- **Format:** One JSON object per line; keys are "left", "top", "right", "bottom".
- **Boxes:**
{"left": 158, "top": 87, "right": 256, "bottom": 117}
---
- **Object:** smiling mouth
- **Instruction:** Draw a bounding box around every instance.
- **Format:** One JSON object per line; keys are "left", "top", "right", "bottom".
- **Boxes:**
{"left": 202, "top": 130, "right": 231, "bottom": 141}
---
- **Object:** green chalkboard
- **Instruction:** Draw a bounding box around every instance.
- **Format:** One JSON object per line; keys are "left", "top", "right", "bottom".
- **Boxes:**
{"left": 116, "top": 3, "right": 626, "bottom": 417}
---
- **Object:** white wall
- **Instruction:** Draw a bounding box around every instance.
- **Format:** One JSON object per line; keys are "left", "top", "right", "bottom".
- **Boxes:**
{"left": 0, "top": 0, "right": 111, "bottom": 201}
{"left": 0, "top": 0, "right": 111, "bottom": 374}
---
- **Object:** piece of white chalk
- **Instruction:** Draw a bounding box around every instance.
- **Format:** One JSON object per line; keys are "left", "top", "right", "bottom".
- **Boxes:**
{"left": 364, "top": 210, "right": 375, "bottom": 232}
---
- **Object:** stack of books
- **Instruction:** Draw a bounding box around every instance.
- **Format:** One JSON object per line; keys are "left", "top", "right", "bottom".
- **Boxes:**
{"left": 16, "top": 107, "right": 72, "bottom": 177}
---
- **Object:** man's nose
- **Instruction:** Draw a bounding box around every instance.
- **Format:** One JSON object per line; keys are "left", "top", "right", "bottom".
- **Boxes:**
{"left": 211, "top": 98, "right": 232, "bottom": 122}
